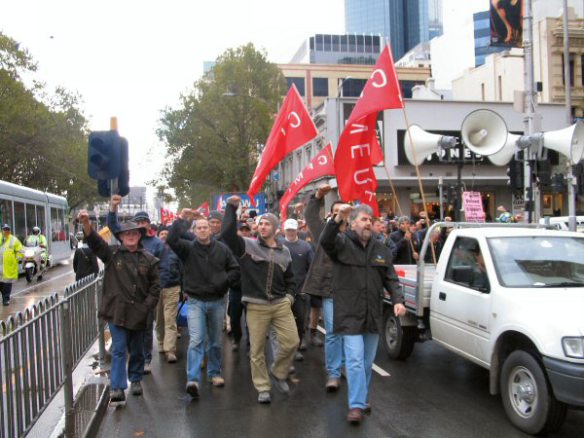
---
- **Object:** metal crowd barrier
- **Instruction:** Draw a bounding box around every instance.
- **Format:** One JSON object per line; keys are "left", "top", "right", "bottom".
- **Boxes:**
{"left": 0, "top": 272, "right": 105, "bottom": 438}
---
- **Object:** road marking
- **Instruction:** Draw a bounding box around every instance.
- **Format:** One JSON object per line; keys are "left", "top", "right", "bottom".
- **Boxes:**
{"left": 316, "top": 325, "right": 391, "bottom": 377}
{"left": 11, "top": 271, "right": 74, "bottom": 298}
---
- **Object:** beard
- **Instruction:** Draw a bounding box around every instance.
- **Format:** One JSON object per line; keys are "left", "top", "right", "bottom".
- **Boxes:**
{"left": 355, "top": 227, "right": 371, "bottom": 242}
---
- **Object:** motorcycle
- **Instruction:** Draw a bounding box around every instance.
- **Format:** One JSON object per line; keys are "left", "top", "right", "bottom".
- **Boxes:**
{"left": 22, "top": 244, "right": 47, "bottom": 283}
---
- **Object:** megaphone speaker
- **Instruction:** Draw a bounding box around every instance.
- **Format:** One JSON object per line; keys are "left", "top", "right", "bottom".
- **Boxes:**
{"left": 489, "top": 133, "right": 521, "bottom": 166}
{"left": 543, "top": 121, "right": 584, "bottom": 165}
{"left": 404, "top": 125, "right": 445, "bottom": 165}
{"left": 461, "top": 109, "right": 508, "bottom": 156}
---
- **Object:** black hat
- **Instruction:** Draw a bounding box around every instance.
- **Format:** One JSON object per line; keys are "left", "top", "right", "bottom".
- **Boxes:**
{"left": 114, "top": 222, "right": 146, "bottom": 240}
{"left": 133, "top": 211, "right": 151, "bottom": 223}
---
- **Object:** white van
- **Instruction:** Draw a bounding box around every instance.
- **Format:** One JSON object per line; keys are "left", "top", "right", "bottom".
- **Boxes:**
{"left": 539, "top": 216, "right": 584, "bottom": 232}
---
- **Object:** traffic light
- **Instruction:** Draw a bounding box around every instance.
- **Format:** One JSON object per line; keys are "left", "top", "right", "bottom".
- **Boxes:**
{"left": 507, "top": 158, "right": 524, "bottom": 191}
{"left": 88, "top": 130, "right": 121, "bottom": 180}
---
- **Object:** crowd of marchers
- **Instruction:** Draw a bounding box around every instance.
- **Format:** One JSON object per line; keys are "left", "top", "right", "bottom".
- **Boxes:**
{"left": 76, "top": 184, "right": 472, "bottom": 425}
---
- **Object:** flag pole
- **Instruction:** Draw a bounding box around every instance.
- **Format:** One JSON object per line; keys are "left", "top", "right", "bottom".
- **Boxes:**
{"left": 379, "top": 161, "right": 405, "bottom": 218}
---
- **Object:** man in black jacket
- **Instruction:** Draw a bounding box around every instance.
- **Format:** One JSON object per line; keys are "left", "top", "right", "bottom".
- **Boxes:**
{"left": 167, "top": 212, "right": 240, "bottom": 399}
{"left": 222, "top": 196, "right": 298, "bottom": 405}
{"left": 321, "top": 203, "right": 406, "bottom": 425}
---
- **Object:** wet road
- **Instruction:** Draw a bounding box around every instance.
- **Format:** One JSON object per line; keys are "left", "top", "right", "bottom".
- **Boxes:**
{"left": 96, "top": 327, "right": 584, "bottom": 438}
{"left": 0, "top": 259, "right": 76, "bottom": 322}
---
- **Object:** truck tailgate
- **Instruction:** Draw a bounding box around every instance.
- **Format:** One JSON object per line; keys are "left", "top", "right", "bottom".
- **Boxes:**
{"left": 384, "top": 265, "right": 436, "bottom": 312}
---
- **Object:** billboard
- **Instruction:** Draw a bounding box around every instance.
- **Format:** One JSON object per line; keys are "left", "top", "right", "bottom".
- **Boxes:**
{"left": 490, "top": 0, "right": 523, "bottom": 47}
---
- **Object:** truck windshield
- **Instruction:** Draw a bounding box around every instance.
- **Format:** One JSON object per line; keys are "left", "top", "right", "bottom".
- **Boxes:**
{"left": 488, "top": 236, "right": 584, "bottom": 287}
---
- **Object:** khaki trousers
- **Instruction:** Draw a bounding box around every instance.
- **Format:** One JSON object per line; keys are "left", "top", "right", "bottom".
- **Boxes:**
{"left": 246, "top": 299, "right": 299, "bottom": 392}
{"left": 155, "top": 285, "right": 181, "bottom": 353}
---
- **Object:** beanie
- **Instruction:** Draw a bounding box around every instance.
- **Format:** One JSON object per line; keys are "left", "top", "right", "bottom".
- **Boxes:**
{"left": 258, "top": 213, "right": 279, "bottom": 231}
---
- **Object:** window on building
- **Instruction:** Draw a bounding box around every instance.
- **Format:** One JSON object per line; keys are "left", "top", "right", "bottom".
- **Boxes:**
{"left": 332, "top": 35, "right": 340, "bottom": 52}
{"left": 562, "top": 54, "right": 575, "bottom": 87}
{"left": 286, "top": 77, "right": 305, "bottom": 96}
{"left": 342, "top": 78, "right": 367, "bottom": 97}
{"left": 313, "top": 77, "right": 328, "bottom": 97}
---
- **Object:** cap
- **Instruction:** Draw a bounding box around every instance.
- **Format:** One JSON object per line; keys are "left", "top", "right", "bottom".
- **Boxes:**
{"left": 2, "top": 224, "right": 11, "bottom": 230}
{"left": 237, "top": 222, "right": 250, "bottom": 231}
{"left": 283, "top": 219, "right": 298, "bottom": 230}
{"left": 133, "top": 211, "right": 151, "bottom": 223}
{"left": 114, "top": 222, "right": 147, "bottom": 240}
{"left": 208, "top": 210, "right": 223, "bottom": 221}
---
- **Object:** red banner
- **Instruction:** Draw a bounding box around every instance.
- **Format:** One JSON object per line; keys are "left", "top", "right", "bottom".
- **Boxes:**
{"left": 160, "top": 208, "right": 177, "bottom": 225}
{"left": 347, "top": 45, "right": 404, "bottom": 126}
{"left": 196, "top": 201, "right": 210, "bottom": 217}
{"left": 280, "top": 144, "right": 335, "bottom": 220}
{"left": 247, "top": 84, "right": 318, "bottom": 202}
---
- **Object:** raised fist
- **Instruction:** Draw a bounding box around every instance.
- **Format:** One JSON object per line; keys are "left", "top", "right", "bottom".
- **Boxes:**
{"left": 227, "top": 196, "right": 241, "bottom": 207}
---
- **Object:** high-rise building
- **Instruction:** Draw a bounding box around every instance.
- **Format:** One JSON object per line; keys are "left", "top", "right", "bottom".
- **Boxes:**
{"left": 473, "top": 10, "right": 506, "bottom": 67}
{"left": 345, "top": 0, "right": 443, "bottom": 60}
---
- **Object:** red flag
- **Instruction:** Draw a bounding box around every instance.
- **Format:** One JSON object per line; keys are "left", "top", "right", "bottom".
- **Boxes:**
{"left": 358, "top": 180, "right": 380, "bottom": 217}
{"left": 160, "top": 208, "right": 167, "bottom": 224}
{"left": 247, "top": 84, "right": 318, "bottom": 201}
{"left": 196, "top": 201, "right": 210, "bottom": 217}
{"left": 280, "top": 144, "right": 335, "bottom": 220}
{"left": 334, "top": 113, "right": 380, "bottom": 202}
{"left": 347, "top": 45, "right": 404, "bottom": 126}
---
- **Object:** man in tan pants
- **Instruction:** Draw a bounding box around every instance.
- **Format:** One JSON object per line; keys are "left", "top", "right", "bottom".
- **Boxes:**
{"left": 222, "top": 196, "right": 298, "bottom": 404}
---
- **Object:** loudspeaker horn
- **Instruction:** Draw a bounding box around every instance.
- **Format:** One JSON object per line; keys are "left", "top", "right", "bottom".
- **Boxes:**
{"left": 461, "top": 109, "right": 508, "bottom": 156}
{"left": 542, "top": 121, "right": 584, "bottom": 165}
{"left": 488, "top": 133, "right": 521, "bottom": 166}
{"left": 404, "top": 125, "right": 457, "bottom": 165}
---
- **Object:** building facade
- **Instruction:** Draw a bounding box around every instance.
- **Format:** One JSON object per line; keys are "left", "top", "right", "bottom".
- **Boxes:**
{"left": 290, "top": 34, "right": 382, "bottom": 66}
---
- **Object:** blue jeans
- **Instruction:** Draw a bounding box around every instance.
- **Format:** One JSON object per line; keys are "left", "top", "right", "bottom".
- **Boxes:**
{"left": 186, "top": 297, "right": 225, "bottom": 383}
{"left": 323, "top": 297, "right": 344, "bottom": 378}
{"left": 343, "top": 333, "right": 379, "bottom": 410}
{"left": 108, "top": 323, "right": 145, "bottom": 390}
{"left": 144, "top": 311, "right": 154, "bottom": 363}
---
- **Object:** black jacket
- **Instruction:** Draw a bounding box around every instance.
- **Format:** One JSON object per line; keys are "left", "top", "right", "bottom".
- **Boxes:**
{"left": 390, "top": 229, "right": 419, "bottom": 265}
{"left": 222, "top": 203, "right": 295, "bottom": 304}
{"left": 73, "top": 245, "right": 99, "bottom": 281}
{"left": 320, "top": 220, "right": 404, "bottom": 335}
{"left": 302, "top": 195, "right": 335, "bottom": 298}
{"left": 167, "top": 219, "right": 240, "bottom": 301}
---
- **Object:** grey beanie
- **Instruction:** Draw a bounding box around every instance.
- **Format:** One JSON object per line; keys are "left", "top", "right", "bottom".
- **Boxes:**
{"left": 208, "top": 210, "right": 223, "bottom": 221}
{"left": 258, "top": 212, "right": 279, "bottom": 230}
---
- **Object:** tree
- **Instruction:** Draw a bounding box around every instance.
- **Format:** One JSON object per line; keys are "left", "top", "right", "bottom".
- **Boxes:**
{"left": 0, "top": 32, "right": 100, "bottom": 211}
{"left": 157, "top": 43, "right": 286, "bottom": 207}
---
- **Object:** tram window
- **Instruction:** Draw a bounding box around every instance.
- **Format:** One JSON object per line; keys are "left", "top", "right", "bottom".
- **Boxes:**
{"left": 26, "top": 204, "right": 36, "bottom": 234}
{"left": 14, "top": 202, "right": 26, "bottom": 243}
{"left": 37, "top": 206, "right": 46, "bottom": 236}
{"left": 0, "top": 199, "right": 13, "bottom": 230}
{"left": 51, "top": 207, "right": 66, "bottom": 241}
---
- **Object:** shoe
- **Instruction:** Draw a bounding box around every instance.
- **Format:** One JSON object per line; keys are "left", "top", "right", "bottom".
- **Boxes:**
{"left": 294, "top": 351, "right": 304, "bottom": 361}
{"left": 258, "top": 391, "right": 271, "bottom": 404}
{"left": 325, "top": 377, "right": 340, "bottom": 392}
{"left": 210, "top": 376, "right": 225, "bottom": 387}
{"left": 186, "top": 381, "right": 199, "bottom": 398}
{"left": 158, "top": 343, "right": 165, "bottom": 353}
{"left": 110, "top": 389, "right": 126, "bottom": 403}
{"left": 269, "top": 370, "right": 290, "bottom": 395}
{"left": 364, "top": 403, "right": 372, "bottom": 415}
{"left": 310, "top": 329, "right": 323, "bottom": 347}
{"left": 130, "top": 381, "right": 143, "bottom": 396}
{"left": 288, "top": 365, "right": 296, "bottom": 376}
{"left": 347, "top": 408, "right": 364, "bottom": 424}
{"left": 166, "top": 352, "right": 177, "bottom": 363}
{"left": 298, "top": 338, "right": 308, "bottom": 351}
{"left": 2, "top": 301, "right": 9, "bottom": 306}
{"left": 231, "top": 340, "right": 239, "bottom": 352}
{"left": 143, "top": 362, "right": 152, "bottom": 375}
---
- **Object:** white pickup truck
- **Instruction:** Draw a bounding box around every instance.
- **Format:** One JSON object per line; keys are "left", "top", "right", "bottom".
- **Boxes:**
{"left": 382, "top": 223, "right": 584, "bottom": 435}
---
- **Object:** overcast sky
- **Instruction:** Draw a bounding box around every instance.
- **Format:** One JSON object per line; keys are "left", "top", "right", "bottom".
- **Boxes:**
{"left": 1, "top": 0, "right": 345, "bottom": 187}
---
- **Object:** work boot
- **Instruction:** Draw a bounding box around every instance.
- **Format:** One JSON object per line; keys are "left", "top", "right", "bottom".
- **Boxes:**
{"left": 310, "top": 329, "right": 323, "bottom": 347}
{"left": 347, "top": 408, "right": 364, "bottom": 424}
{"left": 166, "top": 352, "right": 177, "bottom": 363}
{"left": 269, "top": 370, "right": 290, "bottom": 395}
{"left": 364, "top": 403, "right": 372, "bottom": 414}
{"left": 294, "top": 351, "right": 304, "bottom": 361}
{"left": 110, "top": 389, "right": 125, "bottom": 403}
{"left": 143, "top": 362, "right": 152, "bottom": 375}
{"left": 130, "top": 381, "right": 143, "bottom": 396}
{"left": 258, "top": 391, "right": 271, "bottom": 404}
{"left": 210, "top": 376, "right": 225, "bottom": 387}
{"left": 186, "top": 381, "right": 199, "bottom": 398}
{"left": 298, "top": 337, "right": 308, "bottom": 351}
{"left": 325, "top": 377, "right": 340, "bottom": 392}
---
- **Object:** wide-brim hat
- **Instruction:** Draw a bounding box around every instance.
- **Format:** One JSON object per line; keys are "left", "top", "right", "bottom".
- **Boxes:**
{"left": 114, "top": 222, "right": 147, "bottom": 240}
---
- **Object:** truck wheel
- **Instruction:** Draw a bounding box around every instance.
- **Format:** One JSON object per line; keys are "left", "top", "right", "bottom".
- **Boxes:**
{"left": 382, "top": 309, "right": 416, "bottom": 360}
{"left": 500, "top": 350, "right": 566, "bottom": 435}
{"left": 25, "top": 267, "right": 33, "bottom": 283}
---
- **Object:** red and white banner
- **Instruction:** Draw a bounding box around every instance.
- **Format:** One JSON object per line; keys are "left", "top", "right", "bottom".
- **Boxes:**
{"left": 280, "top": 144, "right": 335, "bottom": 220}
{"left": 196, "top": 201, "right": 210, "bottom": 217}
{"left": 334, "top": 45, "right": 403, "bottom": 217}
{"left": 247, "top": 84, "right": 318, "bottom": 202}
{"left": 160, "top": 208, "right": 177, "bottom": 225}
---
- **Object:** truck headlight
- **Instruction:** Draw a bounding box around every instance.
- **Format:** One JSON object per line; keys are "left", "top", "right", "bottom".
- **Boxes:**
{"left": 562, "top": 337, "right": 584, "bottom": 358}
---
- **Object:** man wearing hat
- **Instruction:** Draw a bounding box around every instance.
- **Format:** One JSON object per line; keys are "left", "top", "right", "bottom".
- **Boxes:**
{"left": 0, "top": 224, "right": 23, "bottom": 306}
{"left": 78, "top": 210, "right": 160, "bottom": 405}
{"left": 207, "top": 210, "right": 224, "bottom": 237}
{"left": 108, "top": 195, "right": 165, "bottom": 373}
{"left": 222, "top": 196, "right": 298, "bottom": 404}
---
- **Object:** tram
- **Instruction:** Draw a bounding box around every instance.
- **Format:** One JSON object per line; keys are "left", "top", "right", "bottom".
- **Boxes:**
{"left": 0, "top": 180, "right": 72, "bottom": 270}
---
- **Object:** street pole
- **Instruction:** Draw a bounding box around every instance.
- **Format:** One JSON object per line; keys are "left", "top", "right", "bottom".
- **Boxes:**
{"left": 563, "top": 0, "right": 577, "bottom": 231}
